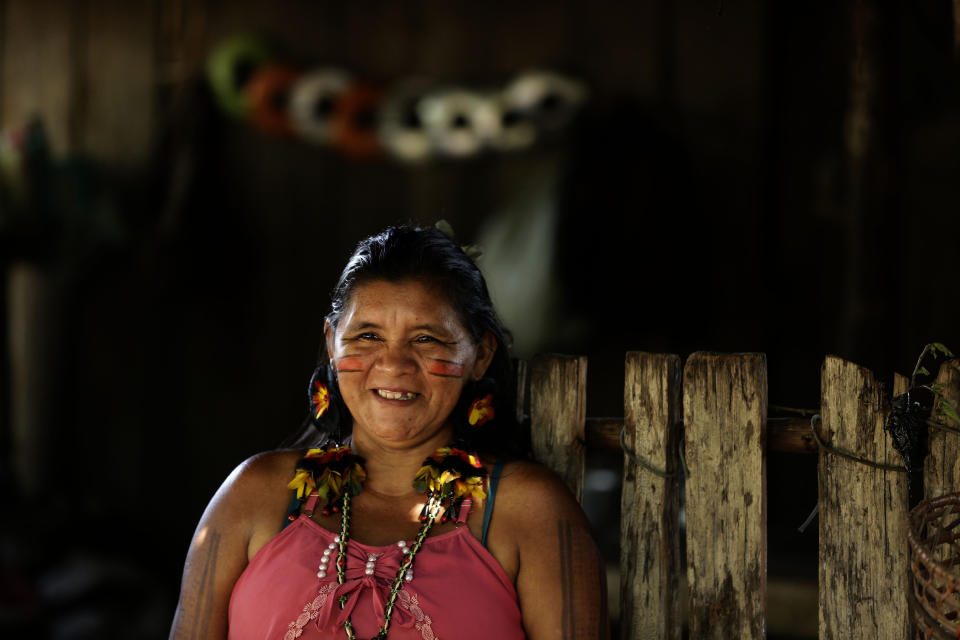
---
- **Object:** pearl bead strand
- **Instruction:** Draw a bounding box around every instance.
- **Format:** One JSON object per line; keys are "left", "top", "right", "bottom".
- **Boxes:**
{"left": 318, "top": 539, "right": 416, "bottom": 582}
{"left": 317, "top": 541, "right": 338, "bottom": 579}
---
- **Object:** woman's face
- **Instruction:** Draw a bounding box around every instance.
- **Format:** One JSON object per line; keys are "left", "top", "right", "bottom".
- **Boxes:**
{"left": 326, "top": 278, "right": 496, "bottom": 450}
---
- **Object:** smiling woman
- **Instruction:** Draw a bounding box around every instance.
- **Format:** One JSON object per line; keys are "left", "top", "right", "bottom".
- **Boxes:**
{"left": 328, "top": 279, "right": 496, "bottom": 449}
{"left": 169, "top": 225, "right": 608, "bottom": 640}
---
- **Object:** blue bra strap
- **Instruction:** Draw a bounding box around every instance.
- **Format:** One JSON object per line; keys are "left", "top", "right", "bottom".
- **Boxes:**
{"left": 481, "top": 460, "right": 505, "bottom": 548}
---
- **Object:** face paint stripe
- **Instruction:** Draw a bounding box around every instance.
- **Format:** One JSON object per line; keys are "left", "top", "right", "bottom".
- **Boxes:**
{"left": 336, "top": 356, "right": 365, "bottom": 372}
{"left": 427, "top": 359, "right": 465, "bottom": 378}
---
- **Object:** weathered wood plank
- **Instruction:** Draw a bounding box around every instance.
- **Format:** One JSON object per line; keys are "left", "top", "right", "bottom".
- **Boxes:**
{"left": 7, "top": 264, "right": 59, "bottom": 499}
{"left": 683, "top": 352, "right": 767, "bottom": 640}
{"left": 514, "top": 358, "right": 528, "bottom": 425}
{"left": 620, "top": 352, "right": 682, "bottom": 640}
{"left": 893, "top": 372, "right": 917, "bottom": 640}
{"left": 893, "top": 373, "right": 909, "bottom": 398}
{"left": 0, "top": 0, "right": 77, "bottom": 153}
{"left": 924, "top": 360, "right": 960, "bottom": 501}
{"left": 157, "top": 0, "right": 207, "bottom": 89}
{"left": 818, "top": 356, "right": 909, "bottom": 639}
{"left": 954, "top": 0, "right": 960, "bottom": 59}
{"left": 81, "top": 0, "right": 156, "bottom": 166}
{"left": 530, "top": 354, "right": 587, "bottom": 502}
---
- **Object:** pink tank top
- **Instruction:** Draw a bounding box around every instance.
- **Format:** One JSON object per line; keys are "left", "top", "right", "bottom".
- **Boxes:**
{"left": 228, "top": 515, "right": 525, "bottom": 639}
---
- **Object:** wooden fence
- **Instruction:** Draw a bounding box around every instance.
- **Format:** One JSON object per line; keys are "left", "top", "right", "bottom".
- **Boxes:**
{"left": 526, "top": 351, "right": 960, "bottom": 639}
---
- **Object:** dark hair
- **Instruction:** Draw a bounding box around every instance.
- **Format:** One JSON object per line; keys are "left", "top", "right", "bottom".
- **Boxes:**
{"left": 284, "top": 225, "right": 524, "bottom": 459}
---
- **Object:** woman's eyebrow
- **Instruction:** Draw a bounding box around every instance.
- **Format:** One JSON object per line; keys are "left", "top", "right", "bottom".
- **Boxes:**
{"left": 344, "top": 321, "right": 457, "bottom": 340}
{"left": 345, "top": 321, "right": 382, "bottom": 331}
{"left": 411, "top": 325, "right": 460, "bottom": 343}
{"left": 410, "top": 323, "right": 450, "bottom": 334}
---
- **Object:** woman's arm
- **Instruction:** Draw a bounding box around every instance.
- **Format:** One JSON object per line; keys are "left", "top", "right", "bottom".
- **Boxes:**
{"left": 169, "top": 452, "right": 295, "bottom": 640}
{"left": 490, "top": 462, "right": 610, "bottom": 640}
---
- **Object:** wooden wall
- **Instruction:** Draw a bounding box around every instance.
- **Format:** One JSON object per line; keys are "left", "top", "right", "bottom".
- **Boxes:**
{"left": 0, "top": 0, "right": 771, "bottom": 508}
{"left": 1, "top": 6, "right": 959, "bottom": 632}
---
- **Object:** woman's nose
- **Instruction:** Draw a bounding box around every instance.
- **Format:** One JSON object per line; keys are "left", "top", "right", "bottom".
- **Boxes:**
{"left": 375, "top": 344, "right": 416, "bottom": 376}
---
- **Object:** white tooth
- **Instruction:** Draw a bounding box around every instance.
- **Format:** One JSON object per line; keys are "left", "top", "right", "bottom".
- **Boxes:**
{"left": 377, "top": 389, "right": 416, "bottom": 400}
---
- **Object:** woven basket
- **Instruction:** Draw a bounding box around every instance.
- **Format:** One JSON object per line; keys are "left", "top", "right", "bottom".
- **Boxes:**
{"left": 908, "top": 493, "right": 960, "bottom": 639}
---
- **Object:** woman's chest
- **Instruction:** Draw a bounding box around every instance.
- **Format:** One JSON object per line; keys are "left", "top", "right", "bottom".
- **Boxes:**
{"left": 309, "top": 497, "right": 484, "bottom": 548}
{"left": 230, "top": 521, "right": 524, "bottom": 640}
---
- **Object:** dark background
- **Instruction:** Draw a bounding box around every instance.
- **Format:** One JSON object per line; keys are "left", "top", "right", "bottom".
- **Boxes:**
{"left": 1, "top": 1, "right": 959, "bottom": 638}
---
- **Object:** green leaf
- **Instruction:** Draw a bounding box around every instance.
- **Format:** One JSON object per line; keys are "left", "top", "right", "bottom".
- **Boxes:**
{"left": 461, "top": 243, "right": 483, "bottom": 260}
{"left": 917, "top": 366, "right": 931, "bottom": 377}
{"left": 932, "top": 342, "right": 955, "bottom": 357}
{"left": 939, "top": 397, "right": 960, "bottom": 426}
{"left": 435, "top": 219, "right": 456, "bottom": 240}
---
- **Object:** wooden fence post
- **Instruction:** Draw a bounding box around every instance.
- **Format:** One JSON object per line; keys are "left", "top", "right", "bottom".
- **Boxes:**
{"left": 683, "top": 352, "right": 767, "bottom": 640}
{"left": 818, "top": 356, "right": 909, "bottom": 639}
{"left": 893, "top": 373, "right": 915, "bottom": 639}
{"left": 924, "top": 359, "right": 960, "bottom": 501}
{"left": 530, "top": 354, "right": 587, "bottom": 502}
{"left": 620, "top": 352, "right": 683, "bottom": 640}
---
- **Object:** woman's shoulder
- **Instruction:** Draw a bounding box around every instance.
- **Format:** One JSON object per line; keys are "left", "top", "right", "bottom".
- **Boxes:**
{"left": 493, "top": 459, "right": 587, "bottom": 524}
{"left": 495, "top": 459, "right": 570, "bottom": 490}
{"left": 480, "top": 459, "right": 593, "bottom": 584}
{"left": 489, "top": 464, "right": 608, "bottom": 639}
{"left": 232, "top": 449, "right": 304, "bottom": 486}
{"left": 204, "top": 449, "right": 304, "bottom": 523}
{"left": 197, "top": 449, "right": 306, "bottom": 558}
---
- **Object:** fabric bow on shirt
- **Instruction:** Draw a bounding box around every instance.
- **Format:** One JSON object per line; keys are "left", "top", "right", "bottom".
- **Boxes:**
{"left": 311, "top": 549, "right": 418, "bottom": 634}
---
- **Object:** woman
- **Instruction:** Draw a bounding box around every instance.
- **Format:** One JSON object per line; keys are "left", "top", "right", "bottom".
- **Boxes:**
{"left": 170, "top": 225, "right": 608, "bottom": 639}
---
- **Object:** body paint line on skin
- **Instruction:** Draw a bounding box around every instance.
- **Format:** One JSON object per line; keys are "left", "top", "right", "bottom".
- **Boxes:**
{"left": 171, "top": 529, "right": 220, "bottom": 639}
{"left": 197, "top": 531, "right": 220, "bottom": 639}
{"left": 426, "top": 358, "right": 465, "bottom": 378}
{"left": 336, "top": 355, "right": 365, "bottom": 372}
{"left": 558, "top": 521, "right": 575, "bottom": 640}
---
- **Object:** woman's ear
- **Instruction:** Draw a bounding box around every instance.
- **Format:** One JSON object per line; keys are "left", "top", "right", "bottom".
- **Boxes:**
{"left": 472, "top": 331, "right": 498, "bottom": 379}
{"left": 324, "top": 320, "right": 336, "bottom": 361}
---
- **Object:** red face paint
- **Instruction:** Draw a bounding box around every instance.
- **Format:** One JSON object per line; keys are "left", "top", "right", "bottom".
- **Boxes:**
{"left": 427, "top": 359, "right": 465, "bottom": 378}
{"left": 336, "top": 356, "right": 365, "bottom": 372}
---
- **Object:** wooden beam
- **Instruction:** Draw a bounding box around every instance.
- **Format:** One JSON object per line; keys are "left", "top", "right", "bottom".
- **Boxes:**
{"left": 529, "top": 354, "right": 587, "bottom": 502}
{"left": 584, "top": 418, "right": 621, "bottom": 450}
{"left": 585, "top": 416, "right": 815, "bottom": 455}
{"left": 766, "top": 417, "right": 818, "bottom": 454}
{"left": 818, "top": 356, "right": 909, "bottom": 639}
{"left": 619, "top": 352, "right": 683, "bottom": 640}
{"left": 683, "top": 352, "right": 767, "bottom": 640}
